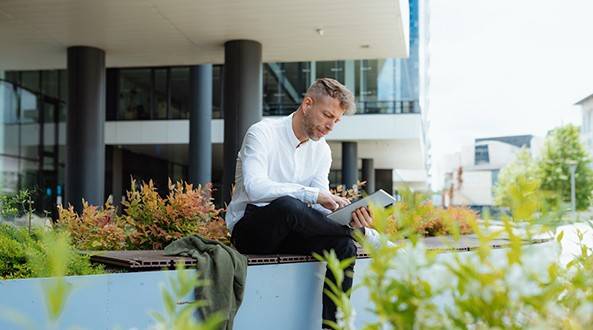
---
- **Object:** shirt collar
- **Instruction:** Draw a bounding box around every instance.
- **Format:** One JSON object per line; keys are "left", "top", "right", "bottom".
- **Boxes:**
{"left": 286, "top": 113, "right": 307, "bottom": 149}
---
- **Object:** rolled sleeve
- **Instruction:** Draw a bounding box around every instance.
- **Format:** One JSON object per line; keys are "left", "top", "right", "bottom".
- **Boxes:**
{"left": 303, "top": 186, "right": 320, "bottom": 204}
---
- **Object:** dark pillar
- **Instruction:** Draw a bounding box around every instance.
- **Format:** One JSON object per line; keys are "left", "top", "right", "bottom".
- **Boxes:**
{"left": 342, "top": 142, "right": 358, "bottom": 188}
{"left": 375, "top": 169, "right": 394, "bottom": 195}
{"left": 189, "top": 64, "right": 213, "bottom": 186}
{"left": 361, "top": 158, "right": 375, "bottom": 193}
{"left": 222, "top": 40, "right": 262, "bottom": 203}
{"left": 66, "top": 46, "right": 105, "bottom": 210}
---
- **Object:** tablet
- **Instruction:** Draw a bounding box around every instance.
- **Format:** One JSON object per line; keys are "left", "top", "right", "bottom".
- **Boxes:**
{"left": 326, "top": 189, "right": 396, "bottom": 226}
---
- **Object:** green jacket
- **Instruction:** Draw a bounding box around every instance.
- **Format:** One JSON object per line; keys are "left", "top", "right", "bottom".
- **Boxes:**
{"left": 164, "top": 235, "right": 247, "bottom": 330}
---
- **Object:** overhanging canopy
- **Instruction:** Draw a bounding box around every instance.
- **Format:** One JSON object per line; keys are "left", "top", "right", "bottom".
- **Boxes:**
{"left": 0, "top": 0, "right": 410, "bottom": 70}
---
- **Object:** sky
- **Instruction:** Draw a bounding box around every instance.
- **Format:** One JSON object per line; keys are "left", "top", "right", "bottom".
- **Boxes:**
{"left": 428, "top": 0, "right": 593, "bottom": 189}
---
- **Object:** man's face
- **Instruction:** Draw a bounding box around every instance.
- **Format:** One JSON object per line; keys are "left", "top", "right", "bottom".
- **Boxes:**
{"left": 302, "top": 95, "right": 345, "bottom": 141}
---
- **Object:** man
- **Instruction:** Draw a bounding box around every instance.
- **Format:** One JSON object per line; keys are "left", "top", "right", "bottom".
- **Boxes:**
{"left": 225, "top": 78, "right": 383, "bottom": 326}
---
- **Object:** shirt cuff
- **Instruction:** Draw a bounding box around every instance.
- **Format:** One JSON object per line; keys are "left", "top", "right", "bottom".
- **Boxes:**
{"left": 303, "top": 187, "right": 320, "bottom": 204}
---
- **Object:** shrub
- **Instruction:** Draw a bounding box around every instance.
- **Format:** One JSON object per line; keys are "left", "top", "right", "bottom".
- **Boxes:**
{"left": 388, "top": 188, "right": 475, "bottom": 237}
{"left": 324, "top": 195, "right": 593, "bottom": 329}
{"left": 56, "top": 198, "right": 127, "bottom": 250}
{"left": 56, "top": 179, "right": 228, "bottom": 250}
{"left": 122, "top": 179, "right": 226, "bottom": 249}
{"left": 331, "top": 181, "right": 366, "bottom": 202}
{"left": 0, "top": 223, "right": 33, "bottom": 278}
{"left": 0, "top": 223, "right": 103, "bottom": 280}
{"left": 0, "top": 190, "right": 34, "bottom": 218}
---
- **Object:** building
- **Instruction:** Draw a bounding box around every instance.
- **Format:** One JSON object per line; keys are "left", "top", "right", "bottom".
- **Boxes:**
{"left": 0, "top": 0, "right": 429, "bottom": 213}
{"left": 575, "top": 93, "right": 593, "bottom": 153}
{"left": 442, "top": 135, "right": 543, "bottom": 208}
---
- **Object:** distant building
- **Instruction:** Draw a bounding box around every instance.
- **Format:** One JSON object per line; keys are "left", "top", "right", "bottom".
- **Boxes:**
{"left": 575, "top": 94, "right": 593, "bottom": 153}
{"left": 442, "top": 135, "right": 543, "bottom": 208}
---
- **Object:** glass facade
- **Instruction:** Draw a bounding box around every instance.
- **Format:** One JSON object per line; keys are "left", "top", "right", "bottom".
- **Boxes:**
{"left": 103, "top": 57, "right": 420, "bottom": 121}
{"left": 262, "top": 59, "right": 419, "bottom": 116}
{"left": 109, "top": 66, "right": 223, "bottom": 120}
{"left": 1, "top": 72, "right": 66, "bottom": 216}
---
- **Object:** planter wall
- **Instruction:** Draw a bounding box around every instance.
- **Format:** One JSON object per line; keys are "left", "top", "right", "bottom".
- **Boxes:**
{"left": 0, "top": 240, "right": 553, "bottom": 330}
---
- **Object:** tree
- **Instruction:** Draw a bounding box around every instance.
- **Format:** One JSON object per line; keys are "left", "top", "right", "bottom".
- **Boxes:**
{"left": 494, "top": 149, "right": 545, "bottom": 220}
{"left": 538, "top": 124, "right": 593, "bottom": 210}
{"left": 494, "top": 148, "right": 540, "bottom": 208}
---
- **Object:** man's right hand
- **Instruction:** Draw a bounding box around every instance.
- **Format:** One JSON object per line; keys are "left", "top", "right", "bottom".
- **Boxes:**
{"left": 317, "top": 190, "right": 350, "bottom": 211}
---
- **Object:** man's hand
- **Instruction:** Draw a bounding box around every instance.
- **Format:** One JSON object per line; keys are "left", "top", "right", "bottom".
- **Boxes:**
{"left": 317, "top": 191, "right": 350, "bottom": 211}
{"left": 350, "top": 207, "right": 373, "bottom": 228}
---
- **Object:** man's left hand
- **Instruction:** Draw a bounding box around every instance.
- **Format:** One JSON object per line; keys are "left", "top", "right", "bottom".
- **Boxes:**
{"left": 350, "top": 207, "right": 373, "bottom": 228}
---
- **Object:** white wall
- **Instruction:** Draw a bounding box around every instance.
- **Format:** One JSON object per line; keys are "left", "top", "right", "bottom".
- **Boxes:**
{"left": 451, "top": 170, "right": 493, "bottom": 206}
{"left": 480, "top": 141, "right": 518, "bottom": 168}
{"left": 328, "top": 139, "right": 424, "bottom": 171}
{"left": 103, "top": 114, "right": 423, "bottom": 145}
{"left": 578, "top": 98, "right": 593, "bottom": 154}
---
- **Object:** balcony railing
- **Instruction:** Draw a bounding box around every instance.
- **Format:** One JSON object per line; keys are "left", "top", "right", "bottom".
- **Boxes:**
{"left": 263, "top": 100, "right": 420, "bottom": 116}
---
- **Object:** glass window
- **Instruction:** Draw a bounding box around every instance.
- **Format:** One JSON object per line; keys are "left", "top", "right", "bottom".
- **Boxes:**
{"left": 1, "top": 81, "right": 18, "bottom": 124}
{"left": 41, "top": 70, "right": 59, "bottom": 99}
{"left": 263, "top": 62, "right": 310, "bottom": 116}
{"left": 119, "top": 69, "right": 151, "bottom": 120}
{"left": 168, "top": 163, "right": 186, "bottom": 183}
{"left": 262, "top": 63, "right": 283, "bottom": 116}
{"left": 213, "top": 65, "right": 222, "bottom": 119}
{"left": 355, "top": 59, "right": 399, "bottom": 114}
{"left": 21, "top": 71, "right": 39, "bottom": 92}
{"left": 4, "top": 71, "right": 20, "bottom": 85}
{"left": 0, "top": 155, "right": 20, "bottom": 194}
{"left": 316, "top": 61, "right": 345, "bottom": 83}
{"left": 20, "top": 158, "right": 39, "bottom": 193}
{"left": 19, "top": 88, "right": 39, "bottom": 161}
{"left": 154, "top": 69, "right": 168, "bottom": 119}
{"left": 491, "top": 169, "right": 500, "bottom": 187}
{"left": 169, "top": 68, "right": 190, "bottom": 119}
{"left": 59, "top": 70, "right": 68, "bottom": 102}
{"left": 475, "top": 145, "right": 490, "bottom": 165}
{"left": 42, "top": 101, "right": 59, "bottom": 155}
{"left": 0, "top": 82, "right": 19, "bottom": 158}
{"left": 0, "top": 81, "right": 19, "bottom": 156}
{"left": 20, "top": 88, "right": 38, "bottom": 123}
{"left": 0, "top": 77, "right": 63, "bottom": 214}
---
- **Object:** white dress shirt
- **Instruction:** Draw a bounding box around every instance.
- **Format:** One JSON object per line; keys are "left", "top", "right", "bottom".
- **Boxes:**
{"left": 225, "top": 113, "right": 332, "bottom": 232}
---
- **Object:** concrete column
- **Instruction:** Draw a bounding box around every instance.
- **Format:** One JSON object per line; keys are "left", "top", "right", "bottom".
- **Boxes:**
{"left": 222, "top": 40, "right": 263, "bottom": 203}
{"left": 375, "top": 169, "right": 394, "bottom": 195}
{"left": 66, "top": 46, "right": 105, "bottom": 211}
{"left": 189, "top": 64, "right": 213, "bottom": 186}
{"left": 361, "top": 158, "right": 375, "bottom": 193}
{"left": 342, "top": 142, "right": 358, "bottom": 188}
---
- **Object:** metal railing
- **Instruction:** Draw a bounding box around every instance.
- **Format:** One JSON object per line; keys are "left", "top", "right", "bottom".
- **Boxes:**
{"left": 262, "top": 100, "right": 420, "bottom": 116}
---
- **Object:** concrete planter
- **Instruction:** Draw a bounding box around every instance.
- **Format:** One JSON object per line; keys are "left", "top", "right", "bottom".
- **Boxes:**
{"left": 0, "top": 238, "right": 553, "bottom": 330}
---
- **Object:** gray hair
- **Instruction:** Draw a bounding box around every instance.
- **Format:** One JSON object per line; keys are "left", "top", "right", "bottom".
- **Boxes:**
{"left": 305, "top": 78, "right": 356, "bottom": 115}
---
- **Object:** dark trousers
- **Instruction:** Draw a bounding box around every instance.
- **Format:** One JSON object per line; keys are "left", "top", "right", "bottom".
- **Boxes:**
{"left": 231, "top": 196, "right": 357, "bottom": 325}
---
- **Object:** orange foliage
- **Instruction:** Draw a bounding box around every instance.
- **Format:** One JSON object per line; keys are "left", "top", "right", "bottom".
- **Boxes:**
{"left": 56, "top": 199, "right": 127, "bottom": 250}
{"left": 57, "top": 179, "right": 229, "bottom": 250}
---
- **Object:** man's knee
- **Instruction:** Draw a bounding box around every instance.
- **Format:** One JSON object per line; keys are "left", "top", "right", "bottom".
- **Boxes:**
{"left": 271, "top": 196, "right": 307, "bottom": 213}
{"left": 332, "top": 237, "right": 357, "bottom": 260}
